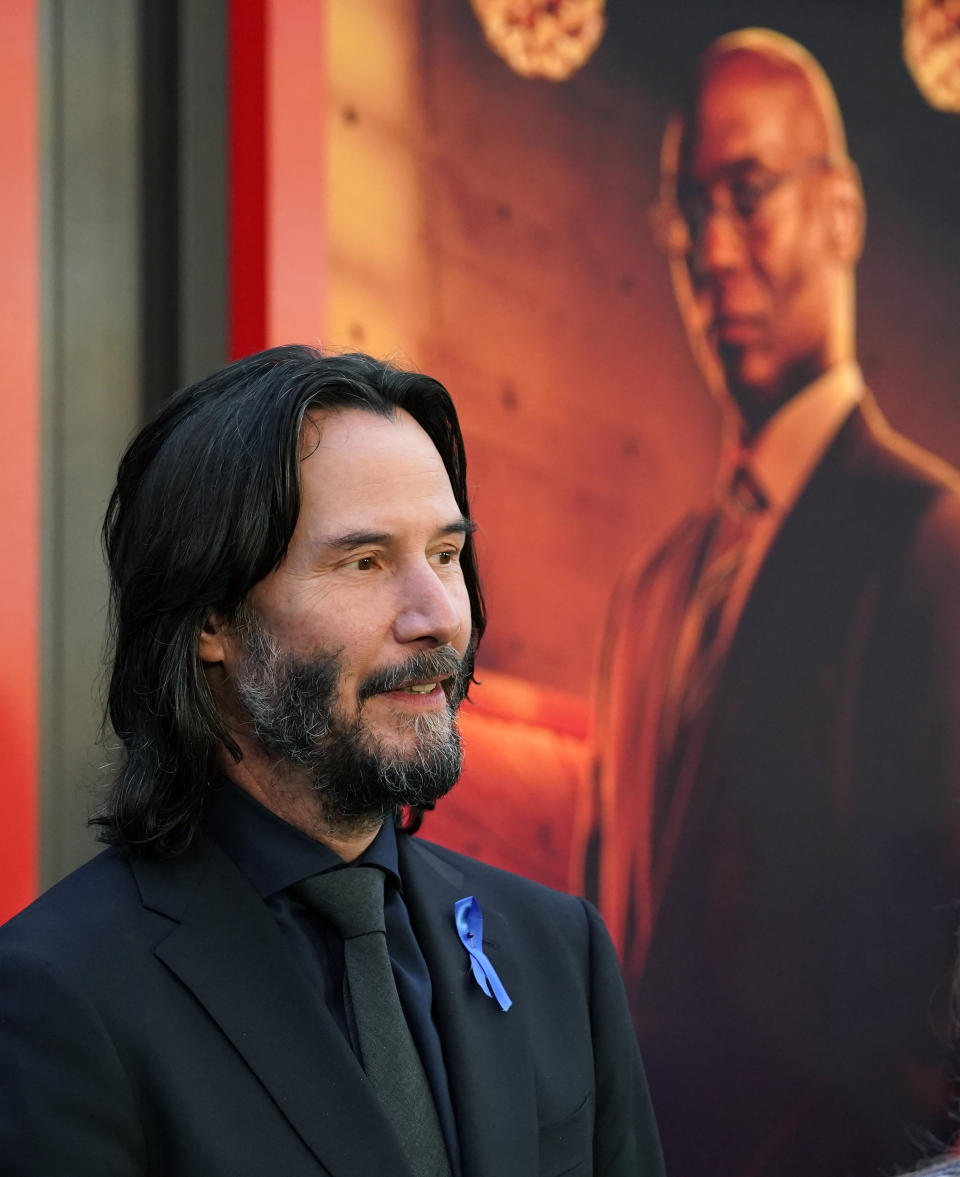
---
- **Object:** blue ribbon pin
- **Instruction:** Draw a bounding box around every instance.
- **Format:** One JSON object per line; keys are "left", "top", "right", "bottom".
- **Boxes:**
{"left": 454, "top": 896, "right": 512, "bottom": 1012}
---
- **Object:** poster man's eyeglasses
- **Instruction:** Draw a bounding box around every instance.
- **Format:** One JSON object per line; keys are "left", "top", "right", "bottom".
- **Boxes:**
{"left": 651, "top": 155, "right": 833, "bottom": 258}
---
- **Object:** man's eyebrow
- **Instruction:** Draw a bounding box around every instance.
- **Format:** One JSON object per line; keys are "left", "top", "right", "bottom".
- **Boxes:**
{"left": 323, "top": 530, "right": 392, "bottom": 551}
{"left": 682, "top": 156, "right": 763, "bottom": 188}
{"left": 321, "top": 518, "right": 477, "bottom": 551}
{"left": 716, "top": 157, "right": 766, "bottom": 180}
{"left": 440, "top": 516, "right": 478, "bottom": 538}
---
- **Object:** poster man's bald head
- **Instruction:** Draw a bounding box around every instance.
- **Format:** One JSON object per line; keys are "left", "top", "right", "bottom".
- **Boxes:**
{"left": 663, "top": 30, "right": 864, "bottom": 436}
{"left": 689, "top": 30, "right": 849, "bottom": 163}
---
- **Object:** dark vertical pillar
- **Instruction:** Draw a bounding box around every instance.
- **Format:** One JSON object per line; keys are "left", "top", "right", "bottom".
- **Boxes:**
{"left": 39, "top": 0, "right": 143, "bottom": 885}
{"left": 140, "top": 1, "right": 180, "bottom": 416}
{"left": 180, "top": 0, "right": 228, "bottom": 384}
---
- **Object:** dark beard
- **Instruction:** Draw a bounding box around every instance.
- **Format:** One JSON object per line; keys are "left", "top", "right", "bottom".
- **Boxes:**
{"left": 229, "top": 612, "right": 471, "bottom": 827}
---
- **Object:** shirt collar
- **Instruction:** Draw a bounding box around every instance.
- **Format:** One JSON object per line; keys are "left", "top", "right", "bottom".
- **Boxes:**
{"left": 718, "top": 361, "right": 864, "bottom": 515}
{"left": 203, "top": 776, "right": 401, "bottom": 899}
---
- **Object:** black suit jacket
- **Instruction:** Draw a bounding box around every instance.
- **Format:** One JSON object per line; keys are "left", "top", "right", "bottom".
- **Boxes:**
{"left": 587, "top": 398, "right": 960, "bottom": 1177}
{"left": 0, "top": 829, "right": 662, "bottom": 1177}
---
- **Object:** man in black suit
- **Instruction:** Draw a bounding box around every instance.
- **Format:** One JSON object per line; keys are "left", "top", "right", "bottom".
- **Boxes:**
{"left": 0, "top": 346, "right": 662, "bottom": 1177}
{"left": 583, "top": 28, "right": 960, "bottom": 1177}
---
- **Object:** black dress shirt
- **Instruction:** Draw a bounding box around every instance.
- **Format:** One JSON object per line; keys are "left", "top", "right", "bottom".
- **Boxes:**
{"left": 203, "top": 779, "right": 461, "bottom": 1175}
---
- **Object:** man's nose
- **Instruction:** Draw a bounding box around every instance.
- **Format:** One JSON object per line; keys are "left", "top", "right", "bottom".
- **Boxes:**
{"left": 392, "top": 561, "right": 464, "bottom": 647}
{"left": 695, "top": 205, "right": 747, "bottom": 278}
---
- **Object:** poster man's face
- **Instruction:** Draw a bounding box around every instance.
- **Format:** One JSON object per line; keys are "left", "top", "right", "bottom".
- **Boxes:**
{"left": 676, "top": 63, "right": 838, "bottom": 422}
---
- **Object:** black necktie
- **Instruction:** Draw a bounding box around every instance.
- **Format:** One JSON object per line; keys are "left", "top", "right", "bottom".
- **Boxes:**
{"left": 294, "top": 867, "right": 453, "bottom": 1177}
{"left": 661, "top": 463, "right": 769, "bottom": 761}
{"left": 653, "top": 464, "right": 769, "bottom": 865}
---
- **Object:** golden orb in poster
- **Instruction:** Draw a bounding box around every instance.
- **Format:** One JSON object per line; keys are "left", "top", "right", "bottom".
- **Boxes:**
{"left": 470, "top": 0, "right": 606, "bottom": 81}
{"left": 904, "top": 0, "right": 960, "bottom": 112}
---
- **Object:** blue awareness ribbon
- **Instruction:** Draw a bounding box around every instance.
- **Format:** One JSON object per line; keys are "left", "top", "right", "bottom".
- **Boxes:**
{"left": 454, "top": 896, "right": 512, "bottom": 1012}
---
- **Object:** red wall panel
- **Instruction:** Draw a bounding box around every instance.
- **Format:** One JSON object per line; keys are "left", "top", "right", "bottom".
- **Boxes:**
{"left": 229, "top": 0, "right": 326, "bottom": 357}
{"left": 0, "top": 0, "right": 38, "bottom": 921}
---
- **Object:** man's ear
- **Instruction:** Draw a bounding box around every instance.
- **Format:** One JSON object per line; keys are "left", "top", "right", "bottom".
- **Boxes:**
{"left": 198, "top": 612, "right": 229, "bottom": 666}
{"left": 827, "top": 161, "right": 865, "bottom": 267}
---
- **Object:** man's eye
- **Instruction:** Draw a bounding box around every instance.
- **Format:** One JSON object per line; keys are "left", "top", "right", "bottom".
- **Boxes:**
{"left": 676, "top": 185, "right": 708, "bottom": 226}
{"left": 730, "top": 178, "right": 771, "bottom": 221}
{"left": 350, "top": 556, "right": 377, "bottom": 571}
{"left": 432, "top": 550, "right": 458, "bottom": 566}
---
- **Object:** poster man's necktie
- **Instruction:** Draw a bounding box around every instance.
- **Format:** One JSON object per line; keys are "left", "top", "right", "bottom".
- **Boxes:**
{"left": 658, "top": 464, "right": 769, "bottom": 802}
{"left": 295, "top": 867, "right": 453, "bottom": 1177}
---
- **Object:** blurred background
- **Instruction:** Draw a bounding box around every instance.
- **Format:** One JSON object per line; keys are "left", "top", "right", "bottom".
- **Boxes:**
{"left": 3, "top": 0, "right": 960, "bottom": 921}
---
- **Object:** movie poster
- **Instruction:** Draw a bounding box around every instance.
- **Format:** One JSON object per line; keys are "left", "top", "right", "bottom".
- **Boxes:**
{"left": 318, "top": 3, "right": 960, "bottom": 1173}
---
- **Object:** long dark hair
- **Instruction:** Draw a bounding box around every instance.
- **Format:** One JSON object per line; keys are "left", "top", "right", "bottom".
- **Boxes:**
{"left": 92, "top": 345, "right": 486, "bottom": 855}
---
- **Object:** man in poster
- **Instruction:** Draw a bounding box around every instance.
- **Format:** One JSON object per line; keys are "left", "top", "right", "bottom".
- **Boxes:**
{"left": 585, "top": 28, "right": 960, "bottom": 1177}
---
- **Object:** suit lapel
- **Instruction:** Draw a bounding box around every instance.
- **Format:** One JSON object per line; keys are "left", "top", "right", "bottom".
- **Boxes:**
{"left": 398, "top": 836, "right": 537, "bottom": 1177}
{"left": 598, "top": 513, "right": 713, "bottom": 958}
{"left": 132, "top": 838, "right": 413, "bottom": 1177}
{"left": 724, "top": 405, "right": 870, "bottom": 660}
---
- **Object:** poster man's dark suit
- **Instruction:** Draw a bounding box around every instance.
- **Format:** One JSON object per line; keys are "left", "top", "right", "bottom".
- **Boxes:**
{"left": 587, "top": 392, "right": 960, "bottom": 1177}
{"left": 0, "top": 830, "right": 662, "bottom": 1177}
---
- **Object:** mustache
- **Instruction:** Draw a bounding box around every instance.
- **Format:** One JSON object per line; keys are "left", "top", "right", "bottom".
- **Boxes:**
{"left": 357, "top": 644, "right": 469, "bottom": 705}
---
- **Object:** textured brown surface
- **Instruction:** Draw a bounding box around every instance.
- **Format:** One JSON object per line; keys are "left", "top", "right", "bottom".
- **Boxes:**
{"left": 325, "top": 0, "right": 717, "bottom": 695}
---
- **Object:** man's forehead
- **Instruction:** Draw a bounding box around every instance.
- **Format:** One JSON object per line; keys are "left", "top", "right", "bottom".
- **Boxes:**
{"left": 682, "top": 63, "right": 828, "bottom": 178}
{"left": 300, "top": 405, "right": 443, "bottom": 468}
{"left": 295, "top": 406, "right": 460, "bottom": 530}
